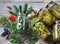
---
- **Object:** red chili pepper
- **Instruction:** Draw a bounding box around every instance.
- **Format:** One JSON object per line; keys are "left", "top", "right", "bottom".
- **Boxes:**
{"left": 33, "top": 10, "right": 37, "bottom": 14}
{"left": 32, "top": 10, "right": 37, "bottom": 18}
{"left": 7, "top": 6, "right": 12, "bottom": 10}
{"left": 8, "top": 14, "right": 16, "bottom": 21}
{"left": 33, "top": 14, "right": 37, "bottom": 18}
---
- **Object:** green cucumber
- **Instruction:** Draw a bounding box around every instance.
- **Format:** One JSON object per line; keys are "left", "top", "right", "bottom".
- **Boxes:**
{"left": 23, "top": 17, "right": 25, "bottom": 30}
{"left": 13, "top": 5, "right": 18, "bottom": 14}
{"left": 18, "top": 5, "right": 22, "bottom": 13}
{"left": 22, "top": 3, "right": 27, "bottom": 13}
{"left": 8, "top": 10, "right": 17, "bottom": 16}
{"left": 26, "top": 7, "right": 33, "bottom": 16}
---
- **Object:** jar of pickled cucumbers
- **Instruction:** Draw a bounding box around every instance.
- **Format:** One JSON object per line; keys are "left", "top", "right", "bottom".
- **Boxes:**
{"left": 52, "top": 21, "right": 60, "bottom": 41}
{"left": 46, "top": 1, "right": 58, "bottom": 9}
{"left": 38, "top": 9, "right": 53, "bottom": 25}
{"left": 33, "top": 21, "right": 50, "bottom": 40}
{"left": 46, "top": 1, "right": 60, "bottom": 19}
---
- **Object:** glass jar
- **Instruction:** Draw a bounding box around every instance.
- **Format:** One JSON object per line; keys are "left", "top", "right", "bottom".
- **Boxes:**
{"left": 33, "top": 21, "right": 50, "bottom": 40}
{"left": 38, "top": 9, "right": 53, "bottom": 25}
{"left": 52, "top": 21, "right": 60, "bottom": 41}
{"left": 46, "top": 1, "right": 60, "bottom": 19}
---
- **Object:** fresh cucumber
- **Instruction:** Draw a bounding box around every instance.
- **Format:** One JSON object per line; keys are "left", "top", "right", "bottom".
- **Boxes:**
{"left": 18, "top": 5, "right": 22, "bottom": 13}
{"left": 22, "top": 3, "right": 27, "bottom": 13}
{"left": 26, "top": 7, "right": 33, "bottom": 16}
{"left": 13, "top": 5, "right": 18, "bottom": 14}
{"left": 8, "top": 10, "right": 17, "bottom": 16}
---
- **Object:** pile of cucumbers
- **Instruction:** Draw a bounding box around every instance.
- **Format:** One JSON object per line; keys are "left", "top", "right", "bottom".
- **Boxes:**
{"left": 0, "top": 3, "right": 34, "bottom": 44}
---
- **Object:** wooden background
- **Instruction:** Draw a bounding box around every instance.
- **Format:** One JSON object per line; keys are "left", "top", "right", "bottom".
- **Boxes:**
{"left": 0, "top": 0, "right": 60, "bottom": 44}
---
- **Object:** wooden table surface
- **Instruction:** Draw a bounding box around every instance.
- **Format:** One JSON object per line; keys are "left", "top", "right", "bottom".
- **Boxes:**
{"left": 0, "top": 0, "right": 60, "bottom": 44}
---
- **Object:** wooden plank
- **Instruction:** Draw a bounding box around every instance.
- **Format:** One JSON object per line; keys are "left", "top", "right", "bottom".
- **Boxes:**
{"left": 53, "top": 0, "right": 60, "bottom": 3}
{"left": 0, "top": 3, "right": 43, "bottom": 16}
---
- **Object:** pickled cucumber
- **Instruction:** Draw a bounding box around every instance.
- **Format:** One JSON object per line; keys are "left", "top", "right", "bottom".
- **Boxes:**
{"left": 38, "top": 9, "right": 53, "bottom": 25}
{"left": 33, "top": 22, "right": 50, "bottom": 40}
{"left": 52, "top": 21, "right": 60, "bottom": 41}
